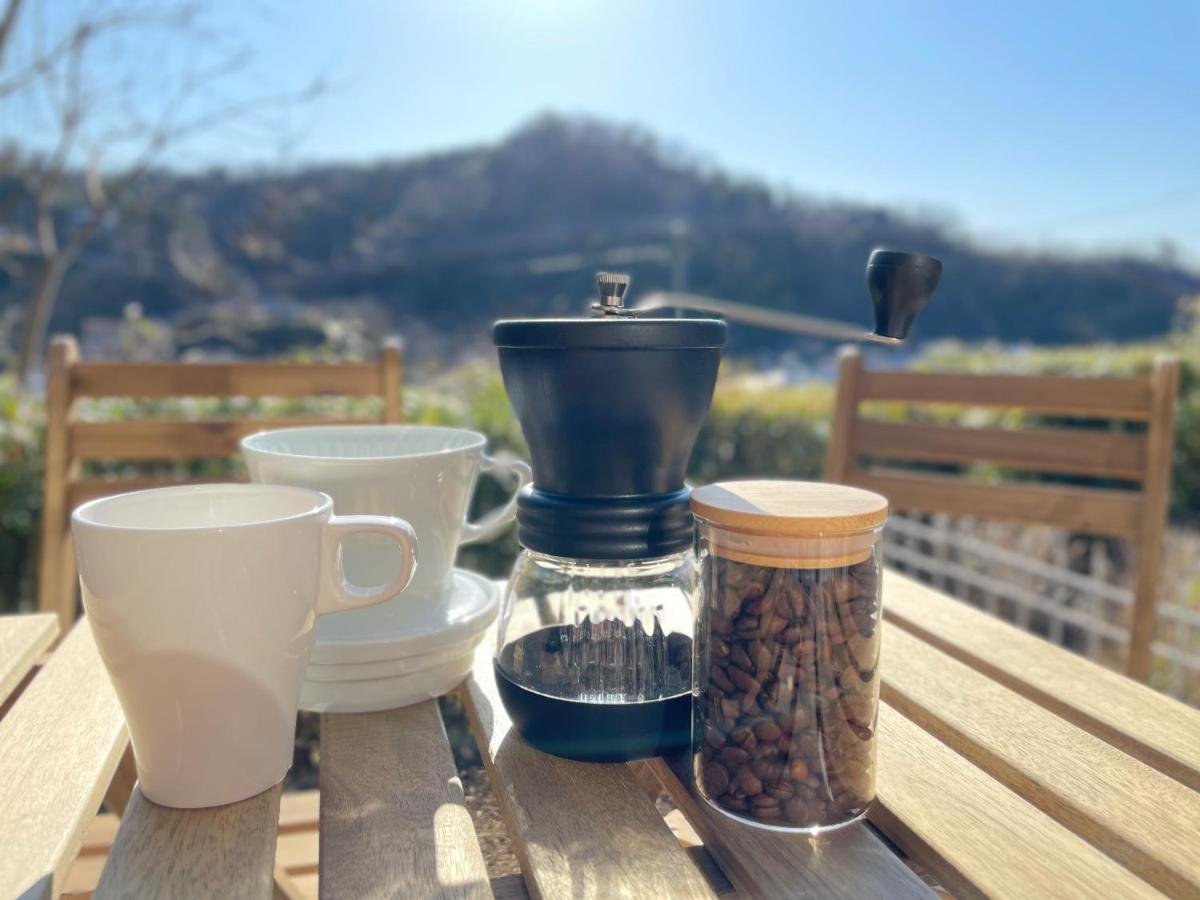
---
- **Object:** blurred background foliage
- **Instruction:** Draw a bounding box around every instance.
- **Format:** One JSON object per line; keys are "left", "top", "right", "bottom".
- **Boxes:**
{"left": 2, "top": 307, "right": 1198, "bottom": 613}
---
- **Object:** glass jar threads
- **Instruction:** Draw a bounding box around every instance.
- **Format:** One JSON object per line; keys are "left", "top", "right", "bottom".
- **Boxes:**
{"left": 690, "top": 481, "right": 888, "bottom": 833}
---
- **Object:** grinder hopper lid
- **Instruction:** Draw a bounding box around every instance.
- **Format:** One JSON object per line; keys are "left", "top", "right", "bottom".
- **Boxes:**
{"left": 493, "top": 273, "right": 727, "bottom": 560}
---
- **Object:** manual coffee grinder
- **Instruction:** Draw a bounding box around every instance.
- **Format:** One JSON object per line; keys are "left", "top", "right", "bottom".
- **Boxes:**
{"left": 492, "top": 273, "right": 725, "bottom": 762}
{"left": 492, "top": 252, "right": 941, "bottom": 763}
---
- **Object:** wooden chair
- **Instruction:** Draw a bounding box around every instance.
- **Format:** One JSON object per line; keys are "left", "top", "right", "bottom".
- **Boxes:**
{"left": 38, "top": 334, "right": 405, "bottom": 632}
{"left": 824, "top": 346, "right": 1180, "bottom": 682}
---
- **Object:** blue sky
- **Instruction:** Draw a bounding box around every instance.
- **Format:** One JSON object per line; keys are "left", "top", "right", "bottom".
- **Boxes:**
{"left": 9, "top": 1, "right": 1200, "bottom": 264}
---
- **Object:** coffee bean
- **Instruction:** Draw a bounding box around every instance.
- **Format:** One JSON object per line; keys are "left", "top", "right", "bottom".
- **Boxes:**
{"left": 754, "top": 721, "right": 782, "bottom": 741}
{"left": 709, "top": 665, "right": 735, "bottom": 694}
{"left": 734, "top": 614, "right": 760, "bottom": 632}
{"left": 751, "top": 804, "right": 782, "bottom": 821}
{"left": 718, "top": 697, "right": 741, "bottom": 720}
{"left": 728, "top": 666, "right": 761, "bottom": 695}
{"left": 751, "top": 757, "right": 785, "bottom": 781}
{"left": 730, "top": 644, "right": 754, "bottom": 672}
{"left": 769, "top": 781, "right": 795, "bottom": 800}
{"left": 720, "top": 794, "right": 749, "bottom": 812}
{"left": 734, "top": 769, "right": 763, "bottom": 796}
{"left": 783, "top": 797, "right": 809, "bottom": 823}
{"left": 719, "top": 746, "right": 749, "bottom": 766}
{"left": 703, "top": 763, "right": 730, "bottom": 794}
{"left": 748, "top": 639, "right": 771, "bottom": 672}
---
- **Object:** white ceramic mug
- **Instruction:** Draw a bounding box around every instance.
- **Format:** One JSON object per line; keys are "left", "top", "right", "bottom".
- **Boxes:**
{"left": 241, "top": 425, "right": 531, "bottom": 608}
{"left": 71, "top": 483, "right": 417, "bottom": 808}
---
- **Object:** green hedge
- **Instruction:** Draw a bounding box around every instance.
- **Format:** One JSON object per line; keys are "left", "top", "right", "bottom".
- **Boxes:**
{"left": 0, "top": 377, "right": 44, "bottom": 612}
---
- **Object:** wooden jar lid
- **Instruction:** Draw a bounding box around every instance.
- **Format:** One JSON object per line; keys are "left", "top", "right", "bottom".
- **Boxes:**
{"left": 691, "top": 480, "right": 888, "bottom": 535}
{"left": 691, "top": 481, "right": 887, "bottom": 567}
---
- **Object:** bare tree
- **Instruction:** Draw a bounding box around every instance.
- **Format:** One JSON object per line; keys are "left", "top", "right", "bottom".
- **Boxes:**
{"left": 0, "top": 0, "right": 322, "bottom": 380}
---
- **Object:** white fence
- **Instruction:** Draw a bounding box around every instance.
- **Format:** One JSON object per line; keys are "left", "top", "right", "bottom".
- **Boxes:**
{"left": 887, "top": 514, "right": 1200, "bottom": 702}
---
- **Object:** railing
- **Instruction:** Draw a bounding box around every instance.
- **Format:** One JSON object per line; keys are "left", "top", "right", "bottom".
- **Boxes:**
{"left": 887, "top": 515, "right": 1200, "bottom": 703}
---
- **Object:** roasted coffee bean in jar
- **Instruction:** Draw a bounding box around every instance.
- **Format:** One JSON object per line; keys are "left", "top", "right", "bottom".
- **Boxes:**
{"left": 690, "top": 481, "right": 887, "bottom": 833}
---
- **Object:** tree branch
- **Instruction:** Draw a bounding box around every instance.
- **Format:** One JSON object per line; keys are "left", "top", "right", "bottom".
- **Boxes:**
{"left": 4, "top": 0, "right": 326, "bottom": 380}
{"left": 0, "top": 3, "right": 197, "bottom": 99}
{"left": 0, "top": 0, "right": 24, "bottom": 68}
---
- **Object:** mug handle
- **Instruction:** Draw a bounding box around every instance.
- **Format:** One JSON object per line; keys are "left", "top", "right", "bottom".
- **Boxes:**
{"left": 460, "top": 455, "right": 533, "bottom": 545}
{"left": 317, "top": 514, "right": 418, "bottom": 615}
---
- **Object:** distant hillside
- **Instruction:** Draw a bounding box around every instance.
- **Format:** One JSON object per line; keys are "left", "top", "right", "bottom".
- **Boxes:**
{"left": 3, "top": 114, "right": 1198, "bottom": 354}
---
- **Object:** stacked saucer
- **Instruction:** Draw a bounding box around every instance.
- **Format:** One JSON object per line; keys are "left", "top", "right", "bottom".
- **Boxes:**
{"left": 299, "top": 568, "right": 499, "bottom": 714}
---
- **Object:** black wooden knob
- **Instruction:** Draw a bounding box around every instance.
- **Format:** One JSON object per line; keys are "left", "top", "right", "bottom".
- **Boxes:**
{"left": 867, "top": 250, "right": 942, "bottom": 340}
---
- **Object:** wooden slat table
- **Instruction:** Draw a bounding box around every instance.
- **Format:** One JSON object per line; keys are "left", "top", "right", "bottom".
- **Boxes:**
{"left": 3, "top": 570, "right": 1199, "bottom": 899}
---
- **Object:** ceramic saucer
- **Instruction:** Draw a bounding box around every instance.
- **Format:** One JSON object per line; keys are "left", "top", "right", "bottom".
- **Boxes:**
{"left": 298, "top": 652, "right": 478, "bottom": 713}
{"left": 302, "top": 630, "right": 488, "bottom": 682}
{"left": 307, "top": 568, "right": 499, "bottom": 665}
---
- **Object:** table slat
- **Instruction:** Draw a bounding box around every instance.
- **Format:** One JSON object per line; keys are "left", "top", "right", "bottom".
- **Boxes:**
{"left": 884, "top": 570, "right": 1200, "bottom": 791}
{"left": 0, "top": 618, "right": 127, "bottom": 900}
{"left": 873, "top": 703, "right": 1164, "bottom": 899}
{"left": 94, "top": 784, "right": 282, "bottom": 899}
{"left": 460, "top": 639, "right": 718, "bottom": 900}
{"left": 882, "top": 626, "right": 1200, "bottom": 897}
{"left": 643, "top": 754, "right": 934, "bottom": 900}
{"left": 319, "top": 702, "right": 492, "bottom": 899}
{"left": 0, "top": 613, "right": 58, "bottom": 707}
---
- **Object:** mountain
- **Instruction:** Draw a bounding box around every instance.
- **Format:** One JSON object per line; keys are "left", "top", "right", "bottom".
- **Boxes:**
{"left": 3, "top": 114, "right": 1198, "bottom": 355}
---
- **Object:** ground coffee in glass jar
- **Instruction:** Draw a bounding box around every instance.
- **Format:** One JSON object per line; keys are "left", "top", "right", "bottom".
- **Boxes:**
{"left": 690, "top": 481, "right": 888, "bottom": 833}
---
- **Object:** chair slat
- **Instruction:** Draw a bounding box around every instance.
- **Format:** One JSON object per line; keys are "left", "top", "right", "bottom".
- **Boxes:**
{"left": 849, "top": 467, "right": 1142, "bottom": 536}
{"left": 95, "top": 784, "right": 282, "bottom": 899}
{"left": 68, "top": 478, "right": 222, "bottom": 509}
{"left": 858, "top": 369, "right": 1153, "bottom": 419}
{"left": 883, "top": 570, "right": 1200, "bottom": 792}
{"left": 70, "top": 361, "right": 381, "bottom": 398}
{"left": 71, "top": 418, "right": 367, "bottom": 461}
{"left": 853, "top": 419, "right": 1147, "bottom": 480}
{"left": 643, "top": 754, "right": 933, "bottom": 900}
{"left": 277, "top": 788, "right": 320, "bottom": 833}
{"left": 874, "top": 703, "right": 1162, "bottom": 899}
{"left": 881, "top": 626, "right": 1200, "bottom": 897}
{"left": 275, "top": 829, "right": 319, "bottom": 878}
{"left": 460, "top": 637, "right": 718, "bottom": 900}
{"left": 319, "top": 702, "right": 491, "bottom": 900}
{"left": 0, "top": 619, "right": 127, "bottom": 900}
{"left": 0, "top": 614, "right": 58, "bottom": 707}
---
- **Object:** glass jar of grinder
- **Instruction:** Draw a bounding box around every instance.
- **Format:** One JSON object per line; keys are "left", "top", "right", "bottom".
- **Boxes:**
{"left": 492, "top": 274, "right": 726, "bottom": 761}
{"left": 691, "top": 481, "right": 888, "bottom": 832}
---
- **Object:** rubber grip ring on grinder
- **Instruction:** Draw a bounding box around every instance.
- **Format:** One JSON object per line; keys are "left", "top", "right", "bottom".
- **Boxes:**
{"left": 516, "top": 486, "right": 694, "bottom": 560}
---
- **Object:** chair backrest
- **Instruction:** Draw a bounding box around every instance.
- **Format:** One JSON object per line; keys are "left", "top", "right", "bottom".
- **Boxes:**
{"left": 38, "top": 335, "right": 405, "bottom": 630}
{"left": 824, "top": 346, "right": 1180, "bottom": 681}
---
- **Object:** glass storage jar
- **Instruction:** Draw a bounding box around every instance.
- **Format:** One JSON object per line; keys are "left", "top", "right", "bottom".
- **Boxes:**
{"left": 493, "top": 548, "right": 696, "bottom": 762}
{"left": 690, "top": 481, "right": 888, "bottom": 833}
